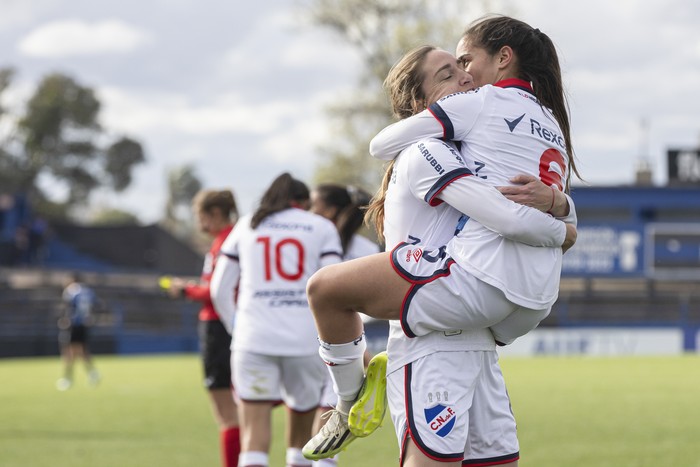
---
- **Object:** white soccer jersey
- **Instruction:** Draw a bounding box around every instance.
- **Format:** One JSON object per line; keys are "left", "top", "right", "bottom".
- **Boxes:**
{"left": 344, "top": 233, "right": 380, "bottom": 261}
{"left": 384, "top": 137, "right": 566, "bottom": 251}
{"left": 382, "top": 135, "right": 565, "bottom": 373}
{"left": 384, "top": 138, "right": 494, "bottom": 374}
{"left": 383, "top": 139, "right": 465, "bottom": 250}
{"left": 218, "top": 208, "right": 342, "bottom": 356}
{"left": 371, "top": 79, "right": 573, "bottom": 309}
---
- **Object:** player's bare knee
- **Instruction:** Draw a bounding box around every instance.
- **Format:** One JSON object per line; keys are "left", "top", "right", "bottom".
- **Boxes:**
{"left": 306, "top": 268, "right": 331, "bottom": 309}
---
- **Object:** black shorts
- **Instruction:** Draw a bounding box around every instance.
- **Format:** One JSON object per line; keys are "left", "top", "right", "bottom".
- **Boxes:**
{"left": 198, "top": 320, "right": 232, "bottom": 390}
{"left": 59, "top": 325, "right": 88, "bottom": 345}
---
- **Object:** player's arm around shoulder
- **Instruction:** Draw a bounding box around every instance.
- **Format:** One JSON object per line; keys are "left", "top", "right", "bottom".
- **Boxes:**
{"left": 439, "top": 175, "right": 566, "bottom": 247}
{"left": 428, "top": 89, "right": 485, "bottom": 141}
{"left": 370, "top": 109, "right": 449, "bottom": 161}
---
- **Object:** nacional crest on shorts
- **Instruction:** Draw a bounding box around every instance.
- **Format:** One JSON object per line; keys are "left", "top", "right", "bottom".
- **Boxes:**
{"left": 424, "top": 404, "right": 456, "bottom": 438}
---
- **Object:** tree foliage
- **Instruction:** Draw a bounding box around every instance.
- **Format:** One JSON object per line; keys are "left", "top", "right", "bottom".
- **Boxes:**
{"left": 0, "top": 69, "right": 145, "bottom": 221}
{"left": 161, "top": 164, "right": 202, "bottom": 237}
{"left": 303, "top": 0, "right": 514, "bottom": 192}
{"left": 90, "top": 208, "right": 141, "bottom": 226}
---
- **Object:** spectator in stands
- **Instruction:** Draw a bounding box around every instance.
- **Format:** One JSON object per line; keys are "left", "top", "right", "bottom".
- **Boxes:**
{"left": 28, "top": 216, "right": 48, "bottom": 265}
{"left": 56, "top": 272, "right": 101, "bottom": 390}
{"left": 164, "top": 189, "right": 241, "bottom": 467}
{"left": 12, "top": 224, "right": 29, "bottom": 265}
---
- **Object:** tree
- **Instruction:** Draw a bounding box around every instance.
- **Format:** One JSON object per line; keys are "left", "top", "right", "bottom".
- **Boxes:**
{"left": 303, "top": 0, "right": 514, "bottom": 191}
{"left": 161, "top": 164, "right": 202, "bottom": 238}
{"left": 0, "top": 69, "right": 145, "bottom": 221}
{"left": 91, "top": 208, "right": 141, "bottom": 226}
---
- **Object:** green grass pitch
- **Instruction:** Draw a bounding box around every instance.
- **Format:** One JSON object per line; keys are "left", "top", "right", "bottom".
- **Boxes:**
{"left": 0, "top": 354, "right": 698, "bottom": 466}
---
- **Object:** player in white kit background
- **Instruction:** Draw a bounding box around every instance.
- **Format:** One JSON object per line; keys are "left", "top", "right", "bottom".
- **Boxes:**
{"left": 210, "top": 173, "right": 343, "bottom": 467}
{"left": 310, "top": 183, "right": 380, "bottom": 261}
{"left": 303, "top": 15, "right": 580, "bottom": 466}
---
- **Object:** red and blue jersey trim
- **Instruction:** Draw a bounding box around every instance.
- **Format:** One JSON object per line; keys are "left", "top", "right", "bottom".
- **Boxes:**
{"left": 494, "top": 78, "right": 533, "bottom": 93}
{"left": 425, "top": 169, "right": 473, "bottom": 206}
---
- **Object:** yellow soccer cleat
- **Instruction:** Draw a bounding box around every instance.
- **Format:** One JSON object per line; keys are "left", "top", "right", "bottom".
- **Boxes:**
{"left": 348, "top": 351, "right": 388, "bottom": 437}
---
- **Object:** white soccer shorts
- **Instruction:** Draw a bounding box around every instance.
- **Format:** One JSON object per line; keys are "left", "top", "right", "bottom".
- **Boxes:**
{"left": 387, "top": 351, "right": 519, "bottom": 465}
{"left": 390, "top": 241, "right": 550, "bottom": 344}
{"left": 233, "top": 350, "right": 326, "bottom": 411}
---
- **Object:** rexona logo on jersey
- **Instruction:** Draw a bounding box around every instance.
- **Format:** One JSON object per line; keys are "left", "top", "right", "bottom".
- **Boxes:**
{"left": 424, "top": 404, "right": 457, "bottom": 438}
{"left": 417, "top": 142, "right": 446, "bottom": 175}
{"left": 530, "top": 118, "right": 566, "bottom": 149}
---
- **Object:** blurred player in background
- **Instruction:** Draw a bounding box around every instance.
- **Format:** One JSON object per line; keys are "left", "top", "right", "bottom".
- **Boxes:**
{"left": 164, "top": 189, "right": 241, "bottom": 467}
{"left": 210, "top": 173, "right": 343, "bottom": 467}
{"left": 310, "top": 184, "right": 381, "bottom": 261}
{"left": 309, "top": 183, "right": 380, "bottom": 467}
{"left": 56, "top": 272, "right": 101, "bottom": 390}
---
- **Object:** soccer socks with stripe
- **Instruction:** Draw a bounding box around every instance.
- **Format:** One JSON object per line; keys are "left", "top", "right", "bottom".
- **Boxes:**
{"left": 239, "top": 451, "right": 268, "bottom": 467}
{"left": 318, "top": 334, "right": 367, "bottom": 414}
{"left": 286, "top": 447, "right": 312, "bottom": 467}
{"left": 221, "top": 426, "right": 240, "bottom": 467}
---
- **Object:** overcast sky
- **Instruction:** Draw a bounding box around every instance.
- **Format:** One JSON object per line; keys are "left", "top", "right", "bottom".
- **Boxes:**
{"left": 1, "top": 0, "right": 699, "bottom": 223}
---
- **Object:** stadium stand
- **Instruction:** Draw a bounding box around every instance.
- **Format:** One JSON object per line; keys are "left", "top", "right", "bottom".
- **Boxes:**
{"left": 0, "top": 208, "right": 204, "bottom": 357}
{"left": 1, "top": 183, "right": 699, "bottom": 357}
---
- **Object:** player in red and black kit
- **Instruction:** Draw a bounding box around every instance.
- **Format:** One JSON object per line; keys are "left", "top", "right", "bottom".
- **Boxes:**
{"left": 166, "top": 189, "right": 240, "bottom": 467}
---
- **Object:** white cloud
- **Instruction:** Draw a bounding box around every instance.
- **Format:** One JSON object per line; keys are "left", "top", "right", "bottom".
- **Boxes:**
{"left": 18, "top": 19, "right": 152, "bottom": 57}
{"left": 217, "top": 9, "right": 361, "bottom": 95}
{"left": 98, "top": 86, "right": 302, "bottom": 136}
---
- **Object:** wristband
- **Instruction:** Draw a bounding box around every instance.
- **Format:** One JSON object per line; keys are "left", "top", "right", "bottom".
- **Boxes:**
{"left": 547, "top": 185, "right": 556, "bottom": 214}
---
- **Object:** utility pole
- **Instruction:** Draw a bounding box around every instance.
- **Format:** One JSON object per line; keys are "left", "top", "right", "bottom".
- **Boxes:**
{"left": 635, "top": 117, "right": 653, "bottom": 186}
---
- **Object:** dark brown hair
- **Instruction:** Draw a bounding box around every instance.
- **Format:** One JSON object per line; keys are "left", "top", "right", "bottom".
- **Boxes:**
{"left": 315, "top": 183, "right": 371, "bottom": 254}
{"left": 251, "top": 173, "right": 309, "bottom": 229}
{"left": 192, "top": 189, "right": 238, "bottom": 220}
{"left": 365, "top": 45, "right": 436, "bottom": 239}
{"left": 463, "top": 15, "right": 581, "bottom": 190}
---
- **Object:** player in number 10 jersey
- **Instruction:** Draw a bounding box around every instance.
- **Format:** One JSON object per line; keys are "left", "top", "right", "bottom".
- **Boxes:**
{"left": 210, "top": 173, "right": 342, "bottom": 467}
{"left": 221, "top": 204, "right": 342, "bottom": 356}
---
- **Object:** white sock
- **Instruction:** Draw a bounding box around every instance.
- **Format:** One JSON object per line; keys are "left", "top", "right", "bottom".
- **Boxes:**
{"left": 318, "top": 334, "right": 367, "bottom": 413}
{"left": 286, "top": 447, "right": 312, "bottom": 467}
{"left": 240, "top": 450, "right": 268, "bottom": 467}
